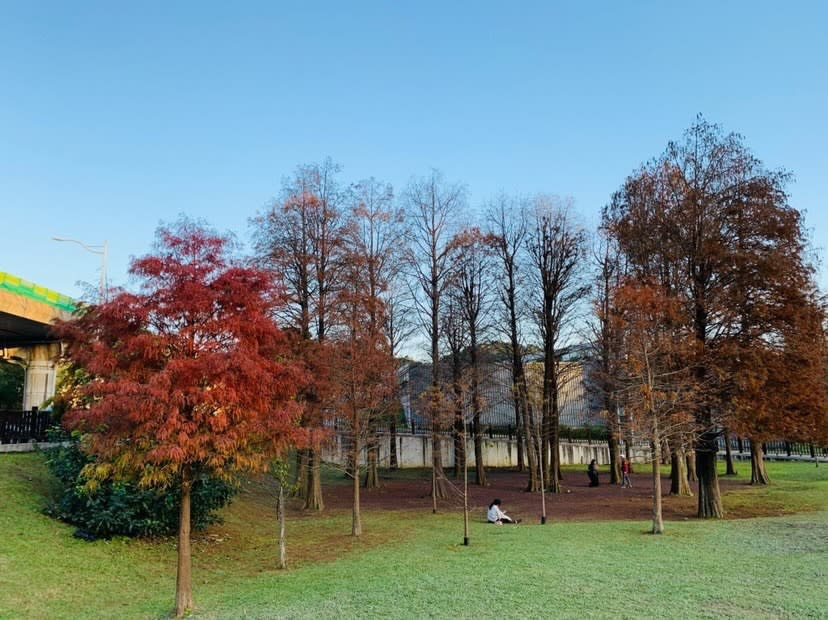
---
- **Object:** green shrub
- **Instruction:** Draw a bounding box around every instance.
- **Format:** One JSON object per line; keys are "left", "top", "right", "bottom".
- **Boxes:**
{"left": 0, "top": 361, "right": 23, "bottom": 409}
{"left": 43, "top": 439, "right": 235, "bottom": 538}
{"left": 559, "top": 425, "right": 609, "bottom": 441}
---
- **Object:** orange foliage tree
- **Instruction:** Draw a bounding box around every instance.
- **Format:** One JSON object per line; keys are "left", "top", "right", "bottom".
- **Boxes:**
{"left": 252, "top": 159, "right": 347, "bottom": 511}
{"left": 612, "top": 281, "right": 699, "bottom": 534}
{"left": 724, "top": 292, "right": 827, "bottom": 483}
{"left": 54, "top": 220, "right": 305, "bottom": 617}
{"left": 330, "top": 285, "right": 395, "bottom": 536}
{"left": 330, "top": 179, "right": 399, "bottom": 534}
{"left": 604, "top": 117, "right": 819, "bottom": 517}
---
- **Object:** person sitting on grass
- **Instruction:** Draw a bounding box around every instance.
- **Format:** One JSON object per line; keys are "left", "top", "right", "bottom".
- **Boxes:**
{"left": 587, "top": 459, "right": 600, "bottom": 487}
{"left": 487, "top": 498, "right": 521, "bottom": 524}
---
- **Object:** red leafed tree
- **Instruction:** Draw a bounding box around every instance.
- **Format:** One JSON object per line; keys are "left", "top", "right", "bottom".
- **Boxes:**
{"left": 332, "top": 180, "right": 399, "bottom": 533}
{"left": 54, "top": 220, "right": 305, "bottom": 617}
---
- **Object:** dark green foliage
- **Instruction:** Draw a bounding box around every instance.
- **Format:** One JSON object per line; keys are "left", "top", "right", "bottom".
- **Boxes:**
{"left": 43, "top": 439, "right": 235, "bottom": 538}
{"left": 559, "top": 425, "right": 609, "bottom": 442}
{"left": 0, "top": 361, "right": 23, "bottom": 409}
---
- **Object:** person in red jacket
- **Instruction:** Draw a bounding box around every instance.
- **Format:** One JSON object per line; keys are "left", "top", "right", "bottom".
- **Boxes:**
{"left": 620, "top": 454, "right": 632, "bottom": 488}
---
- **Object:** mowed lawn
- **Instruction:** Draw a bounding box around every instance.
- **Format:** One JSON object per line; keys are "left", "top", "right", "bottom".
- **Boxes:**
{"left": 1, "top": 453, "right": 826, "bottom": 619}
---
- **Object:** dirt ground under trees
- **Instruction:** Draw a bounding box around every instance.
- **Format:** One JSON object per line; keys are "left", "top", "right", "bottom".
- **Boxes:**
{"left": 304, "top": 466, "right": 766, "bottom": 523}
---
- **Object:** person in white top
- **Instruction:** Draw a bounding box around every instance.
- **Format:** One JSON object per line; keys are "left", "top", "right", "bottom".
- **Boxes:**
{"left": 487, "top": 498, "right": 520, "bottom": 524}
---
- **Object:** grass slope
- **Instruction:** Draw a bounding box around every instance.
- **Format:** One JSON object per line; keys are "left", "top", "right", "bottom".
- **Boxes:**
{"left": 1, "top": 453, "right": 826, "bottom": 619}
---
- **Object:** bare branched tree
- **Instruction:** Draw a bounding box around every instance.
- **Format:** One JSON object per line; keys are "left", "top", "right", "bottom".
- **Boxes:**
{"left": 527, "top": 196, "right": 590, "bottom": 493}
{"left": 486, "top": 195, "right": 540, "bottom": 490}
{"left": 404, "top": 170, "right": 466, "bottom": 506}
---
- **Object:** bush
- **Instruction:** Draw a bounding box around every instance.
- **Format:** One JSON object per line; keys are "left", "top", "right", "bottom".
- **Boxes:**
{"left": 43, "top": 439, "right": 236, "bottom": 538}
{"left": 559, "top": 425, "right": 609, "bottom": 442}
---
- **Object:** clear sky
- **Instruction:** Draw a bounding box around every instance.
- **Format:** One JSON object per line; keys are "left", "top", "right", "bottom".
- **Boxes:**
{"left": 2, "top": 1, "right": 827, "bottom": 300}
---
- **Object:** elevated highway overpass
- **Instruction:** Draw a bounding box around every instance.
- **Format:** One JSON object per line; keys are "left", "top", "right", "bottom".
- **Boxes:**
{"left": 0, "top": 272, "right": 75, "bottom": 409}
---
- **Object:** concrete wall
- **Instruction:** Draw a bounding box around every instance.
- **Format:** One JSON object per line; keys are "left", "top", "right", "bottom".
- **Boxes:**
{"left": 323, "top": 433, "right": 612, "bottom": 468}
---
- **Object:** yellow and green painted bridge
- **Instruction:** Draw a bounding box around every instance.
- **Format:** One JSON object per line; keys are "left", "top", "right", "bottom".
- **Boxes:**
{"left": 0, "top": 271, "right": 76, "bottom": 410}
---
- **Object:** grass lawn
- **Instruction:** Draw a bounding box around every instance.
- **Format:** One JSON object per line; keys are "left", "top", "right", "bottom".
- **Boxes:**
{"left": 1, "top": 453, "right": 826, "bottom": 619}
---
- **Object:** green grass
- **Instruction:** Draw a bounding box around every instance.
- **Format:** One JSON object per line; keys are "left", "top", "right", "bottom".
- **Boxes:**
{"left": 1, "top": 454, "right": 826, "bottom": 619}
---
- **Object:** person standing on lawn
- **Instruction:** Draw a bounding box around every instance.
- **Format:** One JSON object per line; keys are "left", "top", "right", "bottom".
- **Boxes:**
{"left": 621, "top": 454, "right": 632, "bottom": 488}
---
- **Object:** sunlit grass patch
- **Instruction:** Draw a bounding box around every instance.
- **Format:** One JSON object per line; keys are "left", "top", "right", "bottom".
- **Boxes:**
{"left": 1, "top": 453, "right": 826, "bottom": 619}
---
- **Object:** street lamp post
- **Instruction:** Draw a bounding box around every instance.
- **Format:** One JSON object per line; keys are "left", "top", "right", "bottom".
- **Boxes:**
{"left": 52, "top": 236, "right": 108, "bottom": 301}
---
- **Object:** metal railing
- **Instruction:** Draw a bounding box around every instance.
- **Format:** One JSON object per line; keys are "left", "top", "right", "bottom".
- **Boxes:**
{"left": 0, "top": 408, "right": 52, "bottom": 443}
{"left": 718, "top": 436, "right": 826, "bottom": 460}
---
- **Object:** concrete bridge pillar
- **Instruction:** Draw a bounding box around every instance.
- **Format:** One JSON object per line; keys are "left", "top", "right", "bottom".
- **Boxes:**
{"left": 23, "top": 360, "right": 56, "bottom": 410}
{"left": 8, "top": 343, "right": 61, "bottom": 410}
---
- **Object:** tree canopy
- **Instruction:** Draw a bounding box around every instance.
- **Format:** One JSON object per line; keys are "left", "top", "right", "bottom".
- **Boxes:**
{"left": 603, "top": 116, "right": 823, "bottom": 516}
{"left": 54, "top": 219, "right": 306, "bottom": 616}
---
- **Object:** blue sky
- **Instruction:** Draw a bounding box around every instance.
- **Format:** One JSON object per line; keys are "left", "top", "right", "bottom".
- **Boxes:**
{"left": 2, "top": 1, "right": 827, "bottom": 299}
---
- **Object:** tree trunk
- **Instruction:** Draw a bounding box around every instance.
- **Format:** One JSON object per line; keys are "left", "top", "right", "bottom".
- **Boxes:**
{"left": 453, "top": 415, "right": 465, "bottom": 479}
{"left": 352, "top": 429, "right": 362, "bottom": 536}
{"left": 524, "top": 403, "right": 541, "bottom": 492}
{"left": 651, "top": 437, "right": 664, "bottom": 534}
{"left": 696, "top": 434, "right": 723, "bottom": 518}
{"left": 276, "top": 479, "right": 287, "bottom": 569}
{"left": 517, "top": 373, "right": 540, "bottom": 492}
{"left": 469, "top": 333, "right": 487, "bottom": 486}
{"left": 432, "top": 431, "right": 448, "bottom": 504}
{"left": 515, "top": 411, "right": 525, "bottom": 472}
{"left": 608, "top": 432, "right": 621, "bottom": 485}
{"left": 429, "top": 266, "right": 447, "bottom": 504}
{"left": 473, "top": 411, "right": 486, "bottom": 486}
{"left": 174, "top": 472, "right": 194, "bottom": 617}
{"left": 548, "top": 393, "right": 562, "bottom": 492}
{"left": 542, "top": 355, "right": 562, "bottom": 493}
{"left": 363, "top": 426, "right": 379, "bottom": 489}
{"left": 723, "top": 428, "right": 737, "bottom": 476}
{"left": 749, "top": 439, "right": 770, "bottom": 485}
{"left": 341, "top": 432, "right": 354, "bottom": 480}
{"left": 686, "top": 449, "right": 697, "bottom": 482}
{"left": 294, "top": 449, "right": 308, "bottom": 499}
{"left": 453, "top": 380, "right": 464, "bottom": 479}
{"left": 504, "top": 244, "right": 528, "bottom": 476}
{"left": 661, "top": 438, "right": 671, "bottom": 465}
{"left": 389, "top": 420, "right": 398, "bottom": 469}
{"left": 304, "top": 447, "right": 324, "bottom": 511}
{"left": 669, "top": 443, "right": 693, "bottom": 496}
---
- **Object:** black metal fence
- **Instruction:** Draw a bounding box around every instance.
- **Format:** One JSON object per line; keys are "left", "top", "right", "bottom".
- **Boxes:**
{"left": 0, "top": 408, "right": 52, "bottom": 444}
{"left": 718, "top": 435, "right": 826, "bottom": 459}
{"left": 368, "top": 419, "right": 609, "bottom": 443}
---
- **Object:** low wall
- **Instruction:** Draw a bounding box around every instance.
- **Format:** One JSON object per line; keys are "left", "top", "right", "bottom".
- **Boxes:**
{"left": 1, "top": 434, "right": 616, "bottom": 468}
{"left": 324, "top": 433, "right": 611, "bottom": 469}
{"left": 0, "top": 441, "right": 65, "bottom": 453}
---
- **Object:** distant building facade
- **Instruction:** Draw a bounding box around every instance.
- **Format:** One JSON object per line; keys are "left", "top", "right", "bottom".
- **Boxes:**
{"left": 398, "top": 357, "right": 605, "bottom": 434}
